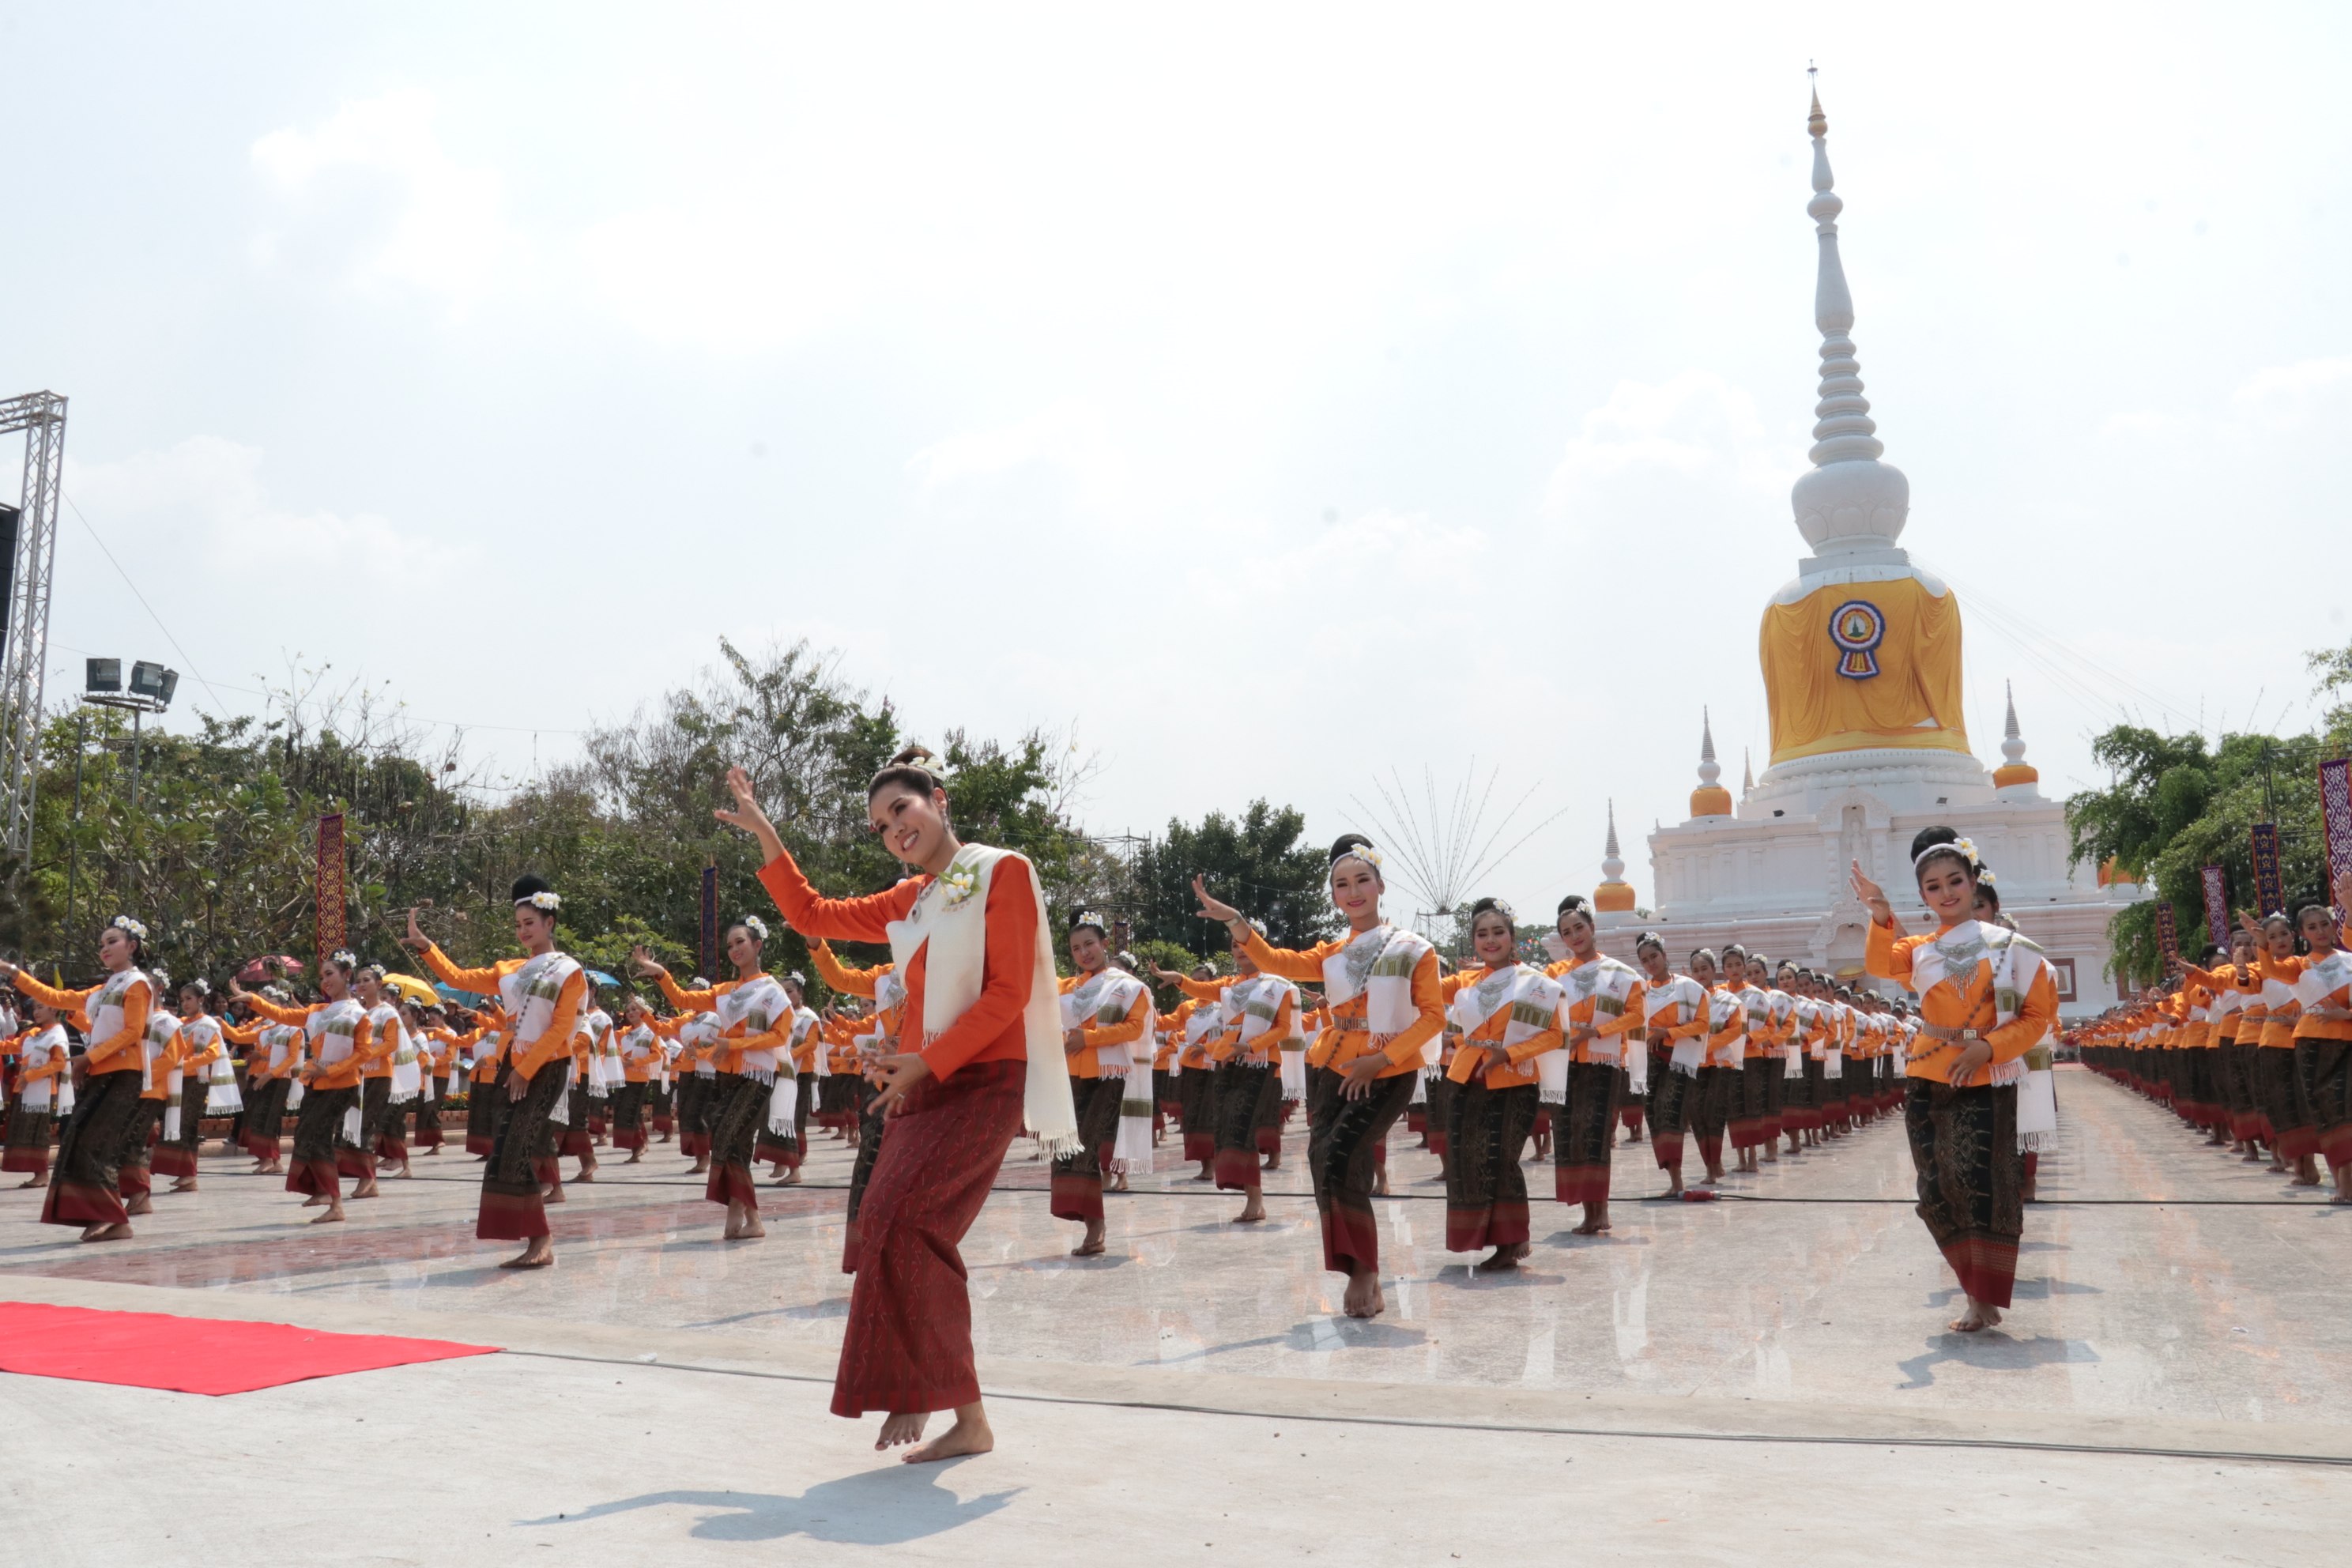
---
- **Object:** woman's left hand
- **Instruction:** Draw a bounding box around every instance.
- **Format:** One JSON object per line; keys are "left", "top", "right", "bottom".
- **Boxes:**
{"left": 871, "top": 1052, "right": 932, "bottom": 1114}
{"left": 1340, "top": 1050, "right": 1388, "bottom": 1099}
{"left": 1947, "top": 1040, "right": 1994, "bottom": 1087}
{"left": 1062, "top": 1027, "right": 1087, "bottom": 1056}
{"left": 506, "top": 1066, "right": 529, "bottom": 1102}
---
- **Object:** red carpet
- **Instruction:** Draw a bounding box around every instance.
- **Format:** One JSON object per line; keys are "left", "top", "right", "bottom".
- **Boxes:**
{"left": 0, "top": 1301, "right": 497, "bottom": 1395}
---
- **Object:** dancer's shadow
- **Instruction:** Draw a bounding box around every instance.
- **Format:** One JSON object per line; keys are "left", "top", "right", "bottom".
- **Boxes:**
{"left": 1283, "top": 1317, "right": 1428, "bottom": 1351}
{"left": 1894, "top": 1332, "right": 2099, "bottom": 1389}
{"left": 518, "top": 1467, "right": 1016, "bottom": 1544}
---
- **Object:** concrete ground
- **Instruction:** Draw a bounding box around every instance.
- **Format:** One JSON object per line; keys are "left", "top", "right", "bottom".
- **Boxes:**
{"left": 2, "top": 1065, "right": 2347, "bottom": 1563}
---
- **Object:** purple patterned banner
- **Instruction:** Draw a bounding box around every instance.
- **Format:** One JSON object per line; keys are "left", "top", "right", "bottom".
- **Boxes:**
{"left": 2154, "top": 901, "right": 2180, "bottom": 963}
{"left": 2250, "top": 823, "right": 2285, "bottom": 919}
{"left": 2321, "top": 759, "right": 2352, "bottom": 895}
{"left": 699, "top": 861, "right": 718, "bottom": 981}
{"left": 2200, "top": 865, "right": 2230, "bottom": 952}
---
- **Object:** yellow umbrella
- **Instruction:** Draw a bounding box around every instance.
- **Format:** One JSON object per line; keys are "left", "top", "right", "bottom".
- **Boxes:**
{"left": 382, "top": 974, "right": 439, "bottom": 1006}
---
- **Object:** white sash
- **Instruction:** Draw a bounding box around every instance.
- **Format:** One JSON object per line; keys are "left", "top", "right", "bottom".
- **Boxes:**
{"left": 1645, "top": 974, "right": 1706, "bottom": 1077}
{"left": 1060, "top": 968, "right": 1148, "bottom": 1071}
{"left": 1909, "top": 920, "right": 2050, "bottom": 1087}
{"left": 1449, "top": 963, "right": 1568, "bottom": 1102}
{"left": 1556, "top": 955, "right": 1641, "bottom": 1066}
{"left": 1321, "top": 923, "right": 1432, "bottom": 1038}
{"left": 17, "top": 1024, "right": 66, "bottom": 1111}
{"left": 884, "top": 843, "right": 1078, "bottom": 1155}
{"left": 718, "top": 977, "right": 790, "bottom": 1080}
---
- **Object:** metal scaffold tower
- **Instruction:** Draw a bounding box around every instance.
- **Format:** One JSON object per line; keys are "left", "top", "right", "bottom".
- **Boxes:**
{"left": 0, "top": 391, "right": 67, "bottom": 854}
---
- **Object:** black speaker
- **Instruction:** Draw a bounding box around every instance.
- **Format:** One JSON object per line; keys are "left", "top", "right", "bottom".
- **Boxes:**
{"left": 0, "top": 503, "right": 17, "bottom": 669}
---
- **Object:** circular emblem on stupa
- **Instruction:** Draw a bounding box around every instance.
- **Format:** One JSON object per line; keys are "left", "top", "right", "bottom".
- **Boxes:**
{"left": 1828, "top": 600, "right": 1886, "bottom": 679}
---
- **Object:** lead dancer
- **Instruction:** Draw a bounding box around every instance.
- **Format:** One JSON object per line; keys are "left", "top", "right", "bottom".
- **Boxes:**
{"left": 403, "top": 876, "right": 587, "bottom": 1269}
{"left": 1854, "top": 828, "right": 2058, "bottom": 1332}
{"left": 1191, "top": 835, "right": 1443, "bottom": 1320}
{"left": 726, "top": 748, "right": 1076, "bottom": 1463}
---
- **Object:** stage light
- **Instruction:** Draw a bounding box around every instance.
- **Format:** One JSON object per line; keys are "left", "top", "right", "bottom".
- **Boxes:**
{"left": 85, "top": 658, "right": 120, "bottom": 694}
{"left": 130, "top": 660, "right": 174, "bottom": 704}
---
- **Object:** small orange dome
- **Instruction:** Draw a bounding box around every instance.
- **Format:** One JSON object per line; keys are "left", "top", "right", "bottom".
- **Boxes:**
{"left": 1594, "top": 880, "right": 1637, "bottom": 913}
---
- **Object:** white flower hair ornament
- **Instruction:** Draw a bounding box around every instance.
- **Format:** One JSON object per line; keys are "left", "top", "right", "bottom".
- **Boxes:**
{"left": 1335, "top": 842, "right": 1384, "bottom": 871}
{"left": 331, "top": 949, "right": 357, "bottom": 969}
{"left": 519, "top": 891, "right": 562, "bottom": 913}
{"left": 1074, "top": 910, "right": 1108, "bottom": 934}
{"left": 188, "top": 977, "right": 211, "bottom": 995}
{"left": 1977, "top": 869, "right": 1998, "bottom": 888}
{"left": 1912, "top": 837, "right": 1983, "bottom": 870}
{"left": 111, "top": 914, "right": 149, "bottom": 941}
{"left": 741, "top": 914, "right": 770, "bottom": 941}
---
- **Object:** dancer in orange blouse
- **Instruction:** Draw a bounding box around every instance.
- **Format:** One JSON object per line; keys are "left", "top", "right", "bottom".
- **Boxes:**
{"left": 724, "top": 747, "right": 1076, "bottom": 1463}
{"left": 1854, "top": 827, "right": 2060, "bottom": 1332}
{"left": 1192, "top": 834, "right": 1444, "bottom": 1320}
{"left": 401, "top": 876, "right": 588, "bottom": 1268}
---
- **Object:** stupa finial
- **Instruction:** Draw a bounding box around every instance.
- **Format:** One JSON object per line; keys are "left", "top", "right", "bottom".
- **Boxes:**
{"left": 1993, "top": 680, "right": 2040, "bottom": 791}
{"left": 1790, "top": 72, "right": 1910, "bottom": 558}
{"left": 1690, "top": 710, "right": 1733, "bottom": 819}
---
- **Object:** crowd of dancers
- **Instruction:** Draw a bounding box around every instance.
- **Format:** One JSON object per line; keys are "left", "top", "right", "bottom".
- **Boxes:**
{"left": 9, "top": 744, "right": 2339, "bottom": 1457}
{"left": 2075, "top": 877, "right": 2352, "bottom": 1200}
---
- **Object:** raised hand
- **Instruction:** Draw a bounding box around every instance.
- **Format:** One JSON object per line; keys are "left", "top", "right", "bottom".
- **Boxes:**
{"left": 628, "top": 943, "right": 665, "bottom": 978}
{"left": 401, "top": 907, "right": 428, "bottom": 952}
{"left": 1191, "top": 874, "right": 1242, "bottom": 927}
{"left": 1849, "top": 861, "right": 1893, "bottom": 927}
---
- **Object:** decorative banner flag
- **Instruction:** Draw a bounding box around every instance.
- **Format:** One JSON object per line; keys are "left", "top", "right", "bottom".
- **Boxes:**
{"left": 2321, "top": 759, "right": 2352, "bottom": 895}
{"left": 315, "top": 812, "right": 348, "bottom": 972}
{"left": 699, "top": 861, "right": 718, "bottom": 980}
{"left": 2250, "top": 823, "right": 2285, "bottom": 919}
{"left": 2200, "top": 865, "right": 2230, "bottom": 952}
{"left": 2153, "top": 901, "right": 2180, "bottom": 963}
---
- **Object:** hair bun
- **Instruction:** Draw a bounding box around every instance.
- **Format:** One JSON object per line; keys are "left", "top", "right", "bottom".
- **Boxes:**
{"left": 890, "top": 744, "right": 939, "bottom": 769}
{"left": 511, "top": 873, "right": 553, "bottom": 904}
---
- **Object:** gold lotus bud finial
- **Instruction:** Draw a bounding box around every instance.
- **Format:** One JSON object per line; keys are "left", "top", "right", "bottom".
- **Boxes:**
{"left": 1807, "top": 64, "right": 1826, "bottom": 139}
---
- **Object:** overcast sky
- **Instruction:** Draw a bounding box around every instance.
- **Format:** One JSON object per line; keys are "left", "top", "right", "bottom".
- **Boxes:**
{"left": 9, "top": 3, "right": 2348, "bottom": 918}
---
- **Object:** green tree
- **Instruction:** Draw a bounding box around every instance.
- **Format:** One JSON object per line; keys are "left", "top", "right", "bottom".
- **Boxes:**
{"left": 1131, "top": 800, "right": 1336, "bottom": 952}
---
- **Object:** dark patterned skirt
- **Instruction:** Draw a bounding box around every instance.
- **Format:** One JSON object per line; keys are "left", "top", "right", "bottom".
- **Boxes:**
{"left": 2258, "top": 1046, "right": 2316, "bottom": 1161}
{"left": 2222, "top": 1042, "right": 2262, "bottom": 1142}
{"left": 2, "top": 1091, "right": 54, "bottom": 1176}
{"left": 1555, "top": 1060, "right": 1619, "bottom": 1205}
{"left": 1212, "top": 1062, "right": 1281, "bottom": 1192}
{"left": 2303, "top": 1038, "right": 2352, "bottom": 1169}
{"left": 243, "top": 1075, "right": 291, "bottom": 1159}
{"left": 1178, "top": 1065, "right": 1217, "bottom": 1163}
{"left": 1689, "top": 1065, "right": 1732, "bottom": 1164}
{"left": 1729, "top": 1057, "right": 1770, "bottom": 1151}
{"left": 649, "top": 1075, "right": 674, "bottom": 1134}
{"left": 1424, "top": 1074, "right": 1456, "bottom": 1161}
{"left": 288, "top": 1084, "right": 358, "bottom": 1199}
{"left": 1154, "top": 1068, "right": 1179, "bottom": 1116}
{"left": 673, "top": 1072, "right": 707, "bottom": 1155}
{"left": 1445, "top": 1077, "right": 1536, "bottom": 1250}
{"left": 466, "top": 1069, "right": 500, "bottom": 1155}
{"left": 611, "top": 1080, "right": 650, "bottom": 1152}
{"left": 706, "top": 1071, "right": 767, "bottom": 1208}
{"left": 560, "top": 1083, "right": 594, "bottom": 1159}
{"left": 1049, "top": 1072, "right": 1127, "bottom": 1224}
{"left": 1905, "top": 1076, "right": 2022, "bottom": 1308}
{"left": 336, "top": 1077, "right": 390, "bottom": 1178}
{"left": 1306, "top": 1065, "right": 1415, "bottom": 1278}
{"left": 115, "top": 1095, "right": 163, "bottom": 1195}
{"left": 41, "top": 1069, "right": 142, "bottom": 1227}
{"left": 1762, "top": 1057, "right": 1788, "bottom": 1141}
{"left": 1645, "top": 1048, "right": 1690, "bottom": 1173}
{"left": 840, "top": 1078, "right": 885, "bottom": 1274}
{"left": 478, "top": 1062, "right": 567, "bottom": 1241}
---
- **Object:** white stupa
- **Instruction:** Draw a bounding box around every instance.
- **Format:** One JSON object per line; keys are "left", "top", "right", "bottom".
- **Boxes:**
{"left": 1598, "top": 84, "right": 2140, "bottom": 1015}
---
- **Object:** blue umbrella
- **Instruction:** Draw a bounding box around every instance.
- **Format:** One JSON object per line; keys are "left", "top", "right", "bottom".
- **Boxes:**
{"left": 434, "top": 981, "right": 486, "bottom": 1001}
{"left": 586, "top": 969, "right": 621, "bottom": 989}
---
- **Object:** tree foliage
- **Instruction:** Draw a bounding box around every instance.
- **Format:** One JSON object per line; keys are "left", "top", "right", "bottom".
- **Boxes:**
{"left": 1129, "top": 800, "right": 1337, "bottom": 954}
{"left": 14, "top": 639, "right": 1321, "bottom": 1012}
{"left": 2065, "top": 638, "right": 2352, "bottom": 987}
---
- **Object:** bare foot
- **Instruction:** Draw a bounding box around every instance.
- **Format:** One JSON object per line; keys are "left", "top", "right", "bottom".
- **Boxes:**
{"left": 1475, "top": 1242, "right": 1528, "bottom": 1270}
{"left": 125, "top": 1193, "right": 152, "bottom": 1216}
{"left": 1109, "top": 1171, "right": 1129, "bottom": 1193}
{"left": 1949, "top": 1303, "right": 1992, "bottom": 1332}
{"left": 688, "top": 1160, "right": 710, "bottom": 1175}
{"left": 15, "top": 1176, "right": 45, "bottom": 1188}
{"left": 626, "top": 1152, "right": 645, "bottom": 1166}
{"left": 390, "top": 1165, "right": 413, "bottom": 1180}
{"left": 1342, "top": 1269, "right": 1385, "bottom": 1318}
{"left": 902, "top": 1404, "right": 995, "bottom": 1462}
{"left": 310, "top": 1207, "right": 345, "bottom": 1225}
{"left": 1190, "top": 1167, "right": 1214, "bottom": 1182}
{"left": 735, "top": 1220, "right": 767, "bottom": 1240}
{"left": 1373, "top": 1168, "right": 1389, "bottom": 1197}
{"left": 779, "top": 1168, "right": 801, "bottom": 1185}
{"left": 1573, "top": 1205, "right": 1612, "bottom": 1235}
{"left": 876, "top": 1411, "right": 929, "bottom": 1452}
{"left": 1072, "top": 1220, "right": 1107, "bottom": 1257}
{"left": 1235, "top": 1194, "right": 1266, "bottom": 1223}
{"left": 81, "top": 1222, "right": 133, "bottom": 1242}
{"left": 1661, "top": 1180, "right": 1685, "bottom": 1199}
{"left": 168, "top": 1178, "right": 197, "bottom": 1192}
{"left": 300, "top": 1194, "right": 327, "bottom": 1208}
{"left": 499, "top": 1243, "right": 555, "bottom": 1269}
{"left": 351, "top": 1179, "right": 379, "bottom": 1200}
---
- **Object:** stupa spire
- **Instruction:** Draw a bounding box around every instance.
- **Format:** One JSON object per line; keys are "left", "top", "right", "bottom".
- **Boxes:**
{"left": 1690, "top": 708, "right": 1733, "bottom": 818}
{"left": 1743, "top": 748, "right": 1755, "bottom": 793}
{"left": 1596, "top": 799, "right": 1635, "bottom": 911}
{"left": 1790, "top": 72, "right": 1910, "bottom": 558}
{"left": 1992, "top": 680, "right": 2040, "bottom": 792}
